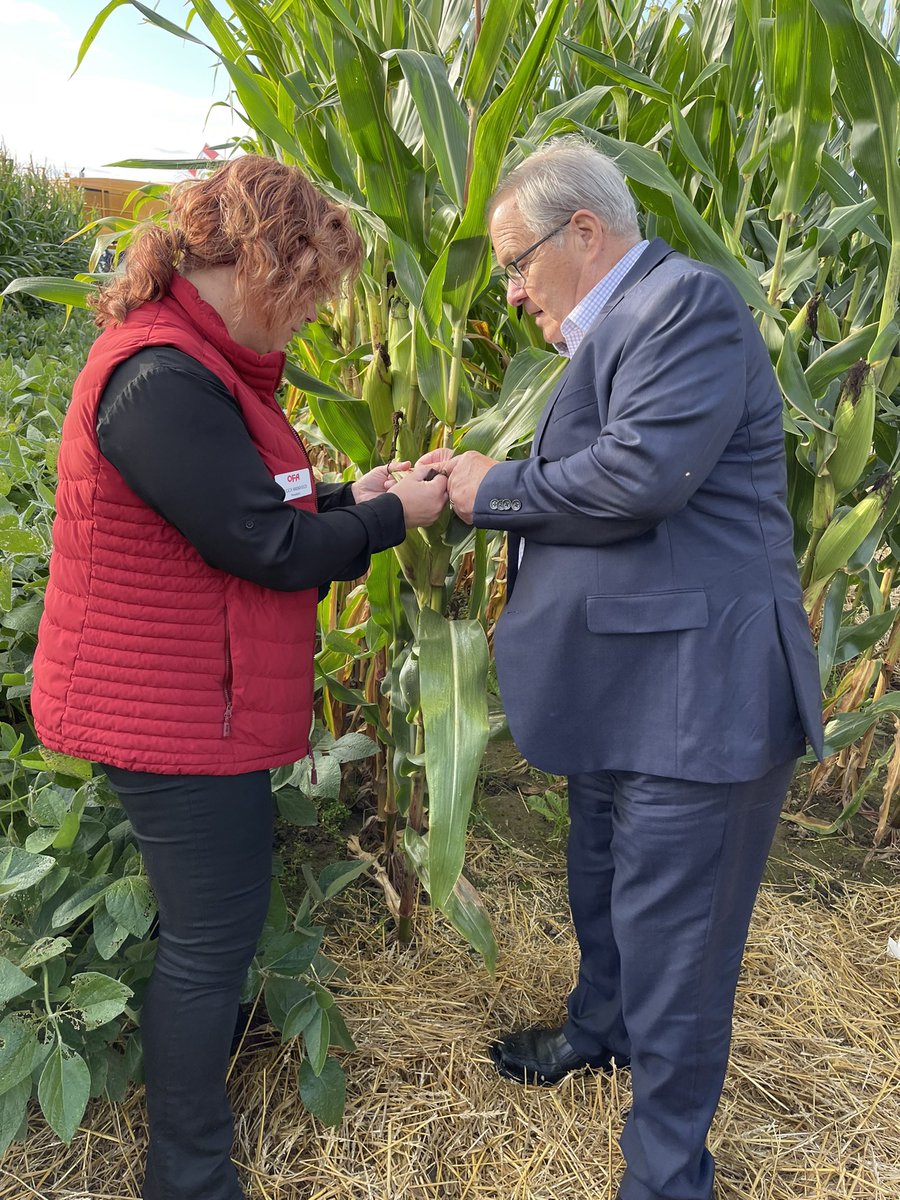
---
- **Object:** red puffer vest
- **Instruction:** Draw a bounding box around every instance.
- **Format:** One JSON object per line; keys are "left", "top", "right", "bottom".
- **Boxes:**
{"left": 32, "top": 273, "right": 318, "bottom": 775}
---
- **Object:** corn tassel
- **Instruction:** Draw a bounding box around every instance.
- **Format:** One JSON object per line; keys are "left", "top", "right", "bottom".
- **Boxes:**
{"left": 828, "top": 360, "right": 875, "bottom": 495}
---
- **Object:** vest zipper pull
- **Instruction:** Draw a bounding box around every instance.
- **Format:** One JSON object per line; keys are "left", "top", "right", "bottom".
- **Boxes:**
{"left": 223, "top": 702, "right": 233, "bottom": 738}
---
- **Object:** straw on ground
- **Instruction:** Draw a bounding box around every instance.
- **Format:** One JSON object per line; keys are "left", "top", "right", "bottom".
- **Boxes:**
{"left": 4, "top": 837, "right": 899, "bottom": 1200}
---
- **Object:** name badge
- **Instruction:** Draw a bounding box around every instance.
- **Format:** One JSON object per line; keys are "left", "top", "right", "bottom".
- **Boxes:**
{"left": 275, "top": 468, "right": 312, "bottom": 501}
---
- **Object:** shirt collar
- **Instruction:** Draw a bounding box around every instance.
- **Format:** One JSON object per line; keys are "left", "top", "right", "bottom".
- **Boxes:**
{"left": 554, "top": 239, "right": 650, "bottom": 358}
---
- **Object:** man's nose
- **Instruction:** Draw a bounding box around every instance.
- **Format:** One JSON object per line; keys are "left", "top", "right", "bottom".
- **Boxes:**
{"left": 506, "top": 276, "right": 528, "bottom": 307}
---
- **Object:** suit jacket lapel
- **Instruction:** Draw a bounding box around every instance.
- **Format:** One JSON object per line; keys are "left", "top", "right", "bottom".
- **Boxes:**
{"left": 532, "top": 238, "right": 676, "bottom": 455}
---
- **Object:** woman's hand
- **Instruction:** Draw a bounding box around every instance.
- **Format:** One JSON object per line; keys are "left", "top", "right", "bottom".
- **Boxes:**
{"left": 391, "top": 463, "right": 449, "bottom": 528}
{"left": 414, "top": 447, "right": 455, "bottom": 474}
{"left": 351, "top": 461, "right": 411, "bottom": 504}
{"left": 414, "top": 447, "right": 498, "bottom": 524}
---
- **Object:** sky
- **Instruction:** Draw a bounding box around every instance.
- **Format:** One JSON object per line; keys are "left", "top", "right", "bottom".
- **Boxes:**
{"left": 2, "top": 1, "right": 246, "bottom": 181}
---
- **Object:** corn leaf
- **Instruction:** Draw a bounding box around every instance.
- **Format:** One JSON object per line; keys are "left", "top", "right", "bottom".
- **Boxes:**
{"left": 389, "top": 50, "right": 468, "bottom": 209}
{"left": 809, "top": 0, "right": 900, "bottom": 230}
{"left": 418, "top": 608, "right": 489, "bottom": 908}
{"left": 332, "top": 29, "right": 425, "bottom": 246}
{"left": 403, "top": 828, "right": 497, "bottom": 971}
{"left": 461, "top": 348, "right": 566, "bottom": 457}
{"left": 462, "top": 0, "right": 525, "bottom": 112}
{"left": 1, "top": 277, "right": 94, "bottom": 308}
{"left": 768, "top": 0, "right": 832, "bottom": 218}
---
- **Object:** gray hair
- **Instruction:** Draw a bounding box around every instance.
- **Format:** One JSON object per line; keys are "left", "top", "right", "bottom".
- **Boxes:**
{"left": 489, "top": 135, "right": 640, "bottom": 240}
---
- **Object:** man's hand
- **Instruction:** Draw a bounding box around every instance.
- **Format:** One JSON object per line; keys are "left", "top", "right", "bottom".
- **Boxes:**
{"left": 351, "top": 460, "right": 411, "bottom": 504}
{"left": 443, "top": 452, "right": 498, "bottom": 524}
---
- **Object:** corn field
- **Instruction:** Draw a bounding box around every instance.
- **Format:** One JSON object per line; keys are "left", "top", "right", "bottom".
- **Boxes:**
{"left": 1, "top": 0, "right": 899, "bottom": 1145}
{"left": 5, "top": 0, "right": 900, "bottom": 939}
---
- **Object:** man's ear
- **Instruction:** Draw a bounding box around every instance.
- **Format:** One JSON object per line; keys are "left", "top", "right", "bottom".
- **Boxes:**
{"left": 571, "top": 209, "right": 605, "bottom": 252}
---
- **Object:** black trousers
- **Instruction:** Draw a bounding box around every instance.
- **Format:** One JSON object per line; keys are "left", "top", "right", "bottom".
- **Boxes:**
{"left": 103, "top": 766, "right": 274, "bottom": 1200}
{"left": 562, "top": 759, "right": 796, "bottom": 1200}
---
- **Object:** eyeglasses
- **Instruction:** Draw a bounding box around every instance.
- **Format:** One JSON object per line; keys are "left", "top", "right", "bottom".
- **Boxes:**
{"left": 503, "top": 217, "right": 572, "bottom": 283}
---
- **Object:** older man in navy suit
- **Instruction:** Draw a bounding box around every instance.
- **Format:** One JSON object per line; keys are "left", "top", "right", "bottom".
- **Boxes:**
{"left": 420, "top": 137, "right": 823, "bottom": 1200}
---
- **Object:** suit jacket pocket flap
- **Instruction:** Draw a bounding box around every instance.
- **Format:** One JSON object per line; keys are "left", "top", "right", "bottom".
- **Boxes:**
{"left": 586, "top": 590, "right": 709, "bottom": 634}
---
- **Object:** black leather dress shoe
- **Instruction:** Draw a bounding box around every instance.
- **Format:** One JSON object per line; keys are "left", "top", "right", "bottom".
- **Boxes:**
{"left": 489, "top": 1024, "right": 628, "bottom": 1086}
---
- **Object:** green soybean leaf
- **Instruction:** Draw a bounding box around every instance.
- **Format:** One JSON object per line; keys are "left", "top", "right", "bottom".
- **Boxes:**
{"left": 104, "top": 876, "right": 156, "bottom": 939}
{"left": 0, "top": 529, "right": 44, "bottom": 555}
{"left": 0, "top": 1016, "right": 40, "bottom": 1093}
{"left": 38, "top": 749, "right": 93, "bottom": 780}
{"left": 0, "top": 1078, "right": 30, "bottom": 1158}
{"left": 303, "top": 1007, "right": 330, "bottom": 1076}
{"left": 326, "top": 1006, "right": 356, "bottom": 1052}
{"left": 38, "top": 1046, "right": 90, "bottom": 1144}
{"left": 264, "top": 977, "right": 313, "bottom": 1033}
{"left": 51, "top": 878, "right": 111, "bottom": 927}
{"left": 318, "top": 859, "right": 370, "bottom": 899}
{"left": 0, "top": 958, "right": 35, "bottom": 1006}
{"left": 282, "top": 996, "right": 320, "bottom": 1041}
{"left": 103, "top": 1048, "right": 129, "bottom": 1103}
{"left": 275, "top": 786, "right": 318, "bottom": 827}
{"left": 0, "top": 848, "right": 55, "bottom": 899}
{"left": 260, "top": 929, "right": 323, "bottom": 977}
{"left": 19, "top": 937, "right": 71, "bottom": 972}
{"left": 298, "top": 1055, "right": 345, "bottom": 1127}
{"left": 69, "top": 973, "right": 132, "bottom": 1030}
{"left": 92, "top": 907, "right": 130, "bottom": 961}
{"left": 328, "top": 732, "right": 378, "bottom": 764}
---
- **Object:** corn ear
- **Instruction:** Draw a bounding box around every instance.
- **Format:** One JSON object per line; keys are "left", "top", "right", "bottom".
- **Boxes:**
{"left": 810, "top": 490, "right": 883, "bottom": 582}
{"left": 388, "top": 301, "right": 415, "bottom": 416}
{"left": 828, "top": 360, "right": 875, "bottom": 495}
{"left": 362, "top": 342, "right": 393, "bottom": 438}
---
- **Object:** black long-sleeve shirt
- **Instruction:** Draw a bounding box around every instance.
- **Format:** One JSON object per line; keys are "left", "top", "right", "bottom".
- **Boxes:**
{"left": 95, "top": 347, "right": 405, "bottom": 592}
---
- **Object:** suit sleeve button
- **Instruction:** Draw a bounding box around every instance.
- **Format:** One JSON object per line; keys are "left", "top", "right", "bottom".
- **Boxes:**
{"left": 244, "top": 519, "right": 255, "bottom": 530}
{"left": 511, "top": 499, "right": 521, "bottom": 511}
{"left": 489, "top": 499, "right": 499, "bottom": 511}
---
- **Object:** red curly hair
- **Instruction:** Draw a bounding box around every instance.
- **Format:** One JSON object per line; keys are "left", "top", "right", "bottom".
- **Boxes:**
{"left": 91, "top": 156, "right": 363, "bottom": 329}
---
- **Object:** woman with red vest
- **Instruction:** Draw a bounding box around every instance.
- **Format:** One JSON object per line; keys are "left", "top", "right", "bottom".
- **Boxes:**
{"left": 31, "top": 156, "right": 447, "bottom": 1200}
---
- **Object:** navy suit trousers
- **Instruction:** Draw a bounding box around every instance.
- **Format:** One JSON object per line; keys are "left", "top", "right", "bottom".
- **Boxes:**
{"left": 563, "top": 759, "right": 796, "bottom": 1200}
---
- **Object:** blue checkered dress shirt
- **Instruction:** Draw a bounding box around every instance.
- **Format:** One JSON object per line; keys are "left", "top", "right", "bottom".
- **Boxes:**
{"left": 556, "top": 239, "right": 649, "bottom": 358}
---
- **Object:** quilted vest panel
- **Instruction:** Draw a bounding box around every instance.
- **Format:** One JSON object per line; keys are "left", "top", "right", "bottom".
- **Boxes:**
{"left": 32, "top": 273, "right": 319, "bottom": 774}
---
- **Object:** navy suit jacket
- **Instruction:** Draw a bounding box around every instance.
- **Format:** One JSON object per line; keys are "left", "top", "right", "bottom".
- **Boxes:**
{"left": 473, "top": 239, "right": 824, "bottom": 784}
